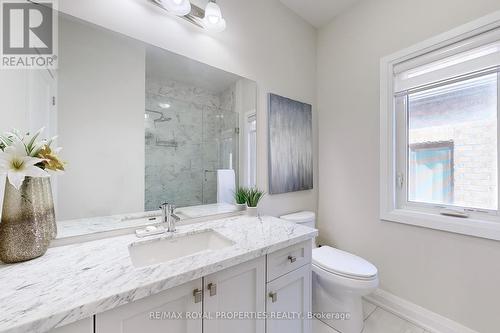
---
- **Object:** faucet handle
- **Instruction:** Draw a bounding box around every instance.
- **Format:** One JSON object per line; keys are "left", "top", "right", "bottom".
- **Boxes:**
{"left": 167, "top": 204, "right": 176, "bottom": 213}
{"left": 159, "top": 202, "right": 176, "bottom": 213}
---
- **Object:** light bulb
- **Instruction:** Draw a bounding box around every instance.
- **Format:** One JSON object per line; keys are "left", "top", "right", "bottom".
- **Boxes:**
{"left": 208, "top": 15, "right": 220, "bottom": 24}
{"left": 161, "top": 0, "right": 191, "bottom": 16}
{"left": 203, "top": 1, "right": 226, "bottom": 32}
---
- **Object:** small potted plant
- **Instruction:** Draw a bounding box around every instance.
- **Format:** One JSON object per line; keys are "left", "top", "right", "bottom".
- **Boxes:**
{"left": 246, "top": 187, "right": 265, "bottom": 216}
{"left": 234, "top": 187, "right": 248, "bottom": 211}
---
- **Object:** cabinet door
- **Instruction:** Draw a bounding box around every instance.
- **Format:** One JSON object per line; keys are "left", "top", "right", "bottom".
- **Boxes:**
{"left": 203, "top": 257, "right": 266, "bottom": 333}
{"left": 266, "top": 264, "right": 312, "bottom": 333}
{"left": 95, "top": 279, "right": 202, "bottom": 333}
{"left": 50, "top": 318, "right": 93, "bottom": 333}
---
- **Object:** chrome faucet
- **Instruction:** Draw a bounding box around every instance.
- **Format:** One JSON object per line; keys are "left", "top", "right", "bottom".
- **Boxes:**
{"left": 159, "top": 202, "right": 180, "bottom": 232}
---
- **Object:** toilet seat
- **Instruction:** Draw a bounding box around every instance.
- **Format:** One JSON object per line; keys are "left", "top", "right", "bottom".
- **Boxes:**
{"left": 312, "top": 246, "right": 378, "bottom": 281}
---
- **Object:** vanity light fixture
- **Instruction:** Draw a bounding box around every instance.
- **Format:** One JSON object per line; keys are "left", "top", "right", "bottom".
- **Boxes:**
{"left": 203, "top": 0, "right": 226, "bottom": 32}
{"left": 160, "top": 0, "right": 191, "bottom": 16}
{"left": 149, "top": 0, "right": 226, "bottom": 32}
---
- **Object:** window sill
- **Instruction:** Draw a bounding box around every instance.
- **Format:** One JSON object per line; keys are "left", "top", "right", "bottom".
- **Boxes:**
{"left": 381, "top": 209, "right": 500, "bottom": 241}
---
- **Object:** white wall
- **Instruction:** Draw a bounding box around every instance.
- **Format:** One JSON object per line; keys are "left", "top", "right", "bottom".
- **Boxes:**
{"left": 0, "top": 71, "right": 29, "bottom": 217}
{"left": 0, "top": 69, "right": 56, "bottom": 216}
{"left": 57, "top": 16, "right": 145, "bottom": 220}
{"left": 0, "top": 72, "right": 29, "bottom": 133}
{"left": 317, "top": 1, "right": 500, "bottom": 332}
{"left": 57, "top": 0, "right": 318, "bottom": 218}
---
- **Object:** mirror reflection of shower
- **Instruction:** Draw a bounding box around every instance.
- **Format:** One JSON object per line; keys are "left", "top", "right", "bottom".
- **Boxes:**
{"left": 145, "top": 109, "right": 172, "bottom": 126}
{"left": 145, "top": 106, "right": 178, "bottom": 148}
{"left": 144, "top": 45, "right": 257, "bottom": 211}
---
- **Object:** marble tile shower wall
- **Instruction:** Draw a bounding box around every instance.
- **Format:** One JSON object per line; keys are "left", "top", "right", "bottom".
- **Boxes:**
{"left": 145, "top": 78, "right": 238, "bottom": 211}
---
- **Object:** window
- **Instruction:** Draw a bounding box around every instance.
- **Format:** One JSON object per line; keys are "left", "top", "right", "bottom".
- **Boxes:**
{"left": 380, "top": 14, "right": 500, "bottom": 241}
{"left": 397, "top": 73, "right": 498, "bottom": 212}
{"left": 409, "top": 141, "right": 454, "bottom": 205}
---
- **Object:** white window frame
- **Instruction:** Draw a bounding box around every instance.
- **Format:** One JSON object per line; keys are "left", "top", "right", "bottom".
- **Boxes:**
{"left": 380, "top": 11, "right": 500, "bottom": 241}
{"left": 245, "top": 111, "right": 257, "bottom": 188}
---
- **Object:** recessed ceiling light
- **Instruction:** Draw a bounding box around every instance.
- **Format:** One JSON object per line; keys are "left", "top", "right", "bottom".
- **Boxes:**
{"left": 159, "top": 103, "right": 171, "bottom": 109}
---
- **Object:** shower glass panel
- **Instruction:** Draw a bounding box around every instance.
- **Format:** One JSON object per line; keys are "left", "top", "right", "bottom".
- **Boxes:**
{"left": 202, "top": 104, "right": 239, "bottom": 205}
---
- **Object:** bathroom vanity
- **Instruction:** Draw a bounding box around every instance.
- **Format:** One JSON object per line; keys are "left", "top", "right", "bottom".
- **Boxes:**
{"left": 0, "top": 5, "right": 317, "bottom": 333}
{"left": 0, "top": 216, "right": 317, "bottom": 333}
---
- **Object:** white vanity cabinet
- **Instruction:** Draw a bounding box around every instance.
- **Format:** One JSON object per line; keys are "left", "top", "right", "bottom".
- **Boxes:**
{"left": 203, "top": 257, "right": 266, "bottom": 333}
{"left": 94, "top": 257, "right": 266, "bottom": 333}
{"left": 51, "top": 240, "right": 312, "bottom": 333}
{"left": 95, "top": 279, "right": 203, "bottom": 333}
{"left": 50, "top": 318, "right": 93, "bottom": 333}
{"left": 266, "top": 264, "right": 312, "bottom": 333}
{"left": 266, "top": 240, "right": 312, "bottom": 333}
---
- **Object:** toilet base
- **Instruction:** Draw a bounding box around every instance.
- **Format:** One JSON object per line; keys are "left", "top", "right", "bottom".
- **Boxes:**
{"left": 312, "top": 272, "right": 365, "bottom": 333}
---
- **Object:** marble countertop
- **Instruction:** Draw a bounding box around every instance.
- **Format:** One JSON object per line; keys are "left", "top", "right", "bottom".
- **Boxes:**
{"left": 0, "top": 215, "right": 317, "bottom": 333}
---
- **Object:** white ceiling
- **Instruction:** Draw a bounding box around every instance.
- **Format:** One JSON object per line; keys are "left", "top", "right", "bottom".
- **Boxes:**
{"left": 279, "top": 0, "right": 360, "bottom": 28}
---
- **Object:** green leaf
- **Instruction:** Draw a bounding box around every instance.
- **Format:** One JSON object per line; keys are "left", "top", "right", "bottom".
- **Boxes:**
{"left": 246, "top": 187, "right": 265, "bottom": 207}
{"left": 0, "top": 135, "right": 12, "bottom": 147}
{"left": 234, "top": 187, "right": 249, "bottom": 204}
{"left": 26, "top": 127, "right": 44, "bottom": 153}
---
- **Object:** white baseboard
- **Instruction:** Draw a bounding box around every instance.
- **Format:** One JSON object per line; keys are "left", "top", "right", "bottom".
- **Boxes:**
{"left": 364, "top": 289, "right": 478, "bottom": 333}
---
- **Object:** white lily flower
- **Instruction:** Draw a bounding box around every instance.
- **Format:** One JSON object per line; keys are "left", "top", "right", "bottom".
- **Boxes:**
{"left": 0, "top": 140, "right": 49, "bottom": 190}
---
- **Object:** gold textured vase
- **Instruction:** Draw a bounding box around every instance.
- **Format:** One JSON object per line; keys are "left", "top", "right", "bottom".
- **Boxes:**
{"left": 0, "top": 177, "right": 56, "bottom": 263}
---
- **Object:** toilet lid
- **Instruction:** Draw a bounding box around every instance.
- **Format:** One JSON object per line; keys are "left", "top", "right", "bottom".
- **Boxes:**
{"left": 312, "top": 246, "right": 378, "bottom": 279}
{"left": 280, "top": 211, "right": 315, "bottom": 223}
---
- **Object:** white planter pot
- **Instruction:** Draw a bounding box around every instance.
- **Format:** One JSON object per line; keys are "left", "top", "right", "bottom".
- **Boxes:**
{"left": 236, "top": 203, "right": 247, "bottom": 211}
{"left": 246, "top": 206, "right": 258, "bottom": 216}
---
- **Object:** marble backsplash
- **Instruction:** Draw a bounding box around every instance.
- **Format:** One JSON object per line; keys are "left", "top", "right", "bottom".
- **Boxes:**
{"left": 145, "top": 78, "right": 239, "bottom": 210}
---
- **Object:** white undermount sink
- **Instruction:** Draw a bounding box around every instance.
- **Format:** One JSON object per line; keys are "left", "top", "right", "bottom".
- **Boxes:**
{"left": 129, "top": 230, "right": 235, "bottom": 268}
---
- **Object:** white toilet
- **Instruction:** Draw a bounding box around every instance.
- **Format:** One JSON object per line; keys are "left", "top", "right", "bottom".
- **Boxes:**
{"left": 280, "top": 211, "right": 379, "bottom": 333}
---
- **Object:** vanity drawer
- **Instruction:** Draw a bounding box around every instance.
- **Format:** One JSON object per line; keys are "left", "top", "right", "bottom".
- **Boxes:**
{"left": 267, "top": 240, "right": 312, "bottom": 282}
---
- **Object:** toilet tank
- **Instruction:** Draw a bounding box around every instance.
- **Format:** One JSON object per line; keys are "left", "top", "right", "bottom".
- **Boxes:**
{"left": 279, "top": 211, "right": 316, "bottom": 229}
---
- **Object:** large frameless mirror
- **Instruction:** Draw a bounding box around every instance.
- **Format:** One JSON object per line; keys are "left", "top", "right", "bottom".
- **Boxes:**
{"left": 0, "top": 12, "right": 258, "bottom": 240}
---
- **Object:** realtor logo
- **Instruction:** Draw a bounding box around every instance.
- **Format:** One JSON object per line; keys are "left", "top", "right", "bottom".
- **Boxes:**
{"left": 1, "top": 0, "right": 57, "bottom": 68}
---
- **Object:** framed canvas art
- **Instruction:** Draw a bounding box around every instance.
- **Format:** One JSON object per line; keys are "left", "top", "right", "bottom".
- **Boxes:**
{"left": 268, "top": 93, "right": 313, "bottom": 194}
